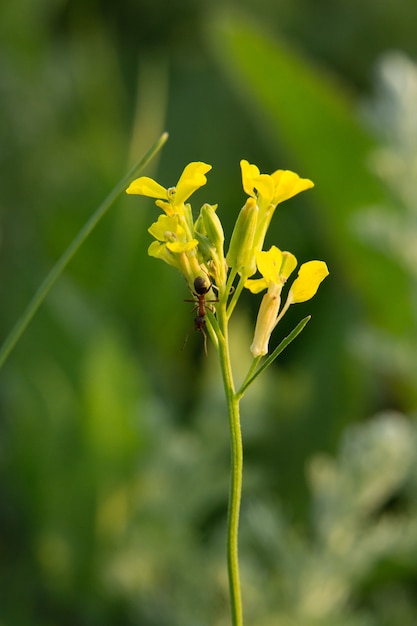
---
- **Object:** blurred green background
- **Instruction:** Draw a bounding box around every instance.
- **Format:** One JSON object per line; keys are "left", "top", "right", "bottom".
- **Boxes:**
{"left": 2, "top": 1, "right": 417, "bottom": 624}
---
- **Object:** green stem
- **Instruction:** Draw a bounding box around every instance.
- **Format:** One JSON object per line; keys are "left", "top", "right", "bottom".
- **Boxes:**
{"left": 217, "top": 307, "right": 243, "bottom": 626}
{"left": 224, "top": 268, "right": 238, "bottom": 305}
{"left": 226, "top": 274, "right": 246, "bottom": 320}
{"left": 0, "top": 132, "right": 168, "bottom": 369}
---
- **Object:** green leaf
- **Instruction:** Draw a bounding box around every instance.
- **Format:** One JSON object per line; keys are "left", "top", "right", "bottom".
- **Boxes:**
{"left": 237, "top": 315, "right": 311, "bottom": 398}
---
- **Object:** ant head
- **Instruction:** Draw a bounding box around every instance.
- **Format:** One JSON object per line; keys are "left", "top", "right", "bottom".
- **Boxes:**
{"left": 194, "top": 275, "right": 210, "bottom": 295}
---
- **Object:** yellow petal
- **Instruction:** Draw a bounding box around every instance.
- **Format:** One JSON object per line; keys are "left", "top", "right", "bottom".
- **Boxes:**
{"left": 166, "top": 239, "right": 198, "bottom": 253}
{"left": 240, "top": 159, "right": 260, "bottom": 197}
{"left": 270, "top": 170, "right": 314, "bottom": 204}
{"left": 126, "top": 176, "right": 167, "bottom": 199}
{"left": 148, "top": 240, "right": 172, "bottom": 262}
{"left": 256, "top": 246, "right": 283, "bottom": 283}
{"left": 253, "top": 174, "right": 275, "bottom": 205}
{"left": 244, "top": 277, "right": 268, "bottom": 294}
{"left": 174, "top": 162, "right": 212, "bottom": 204}
{"left": 148, "top": 214, "right": 182, "bottom": 241}
{"left": 154, "top": 199, "right": 174, "bottom": 216}
{"left": 280, "top": 251, "right": 298, "bottom": 280}
{"left": 289, "top": 261, "right": 329, "bottom": 303}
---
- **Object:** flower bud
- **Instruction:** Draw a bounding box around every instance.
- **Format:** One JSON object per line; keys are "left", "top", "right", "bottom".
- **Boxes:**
{"left": 226, "top": 198, "right": 258, "bottom": 277}
{"left": 194, "top": 204, "right": 227, "bottom": 289}
{"left": 200, "top": 204, "right": 224, "bottom": 256}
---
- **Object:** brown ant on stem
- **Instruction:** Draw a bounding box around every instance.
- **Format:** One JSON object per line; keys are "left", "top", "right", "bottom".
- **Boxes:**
{"left": 184, "top": 276, "right": 218, "bottom": 354}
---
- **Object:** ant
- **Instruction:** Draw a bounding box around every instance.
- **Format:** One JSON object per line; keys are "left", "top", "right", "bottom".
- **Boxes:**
{"left": 185, "top": 276, "right": 218, "bottom": 354}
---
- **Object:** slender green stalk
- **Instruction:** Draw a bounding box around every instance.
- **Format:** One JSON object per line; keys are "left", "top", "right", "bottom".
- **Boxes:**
{"left": 217, "top": 306, "right": 243, "bottom": 626}
{"left": 226, "top": 274, "right": 246, "bottom": 320}
{"left": 0, "top": 132, "right": 168, "bottom": 369}
{"left": 216, "top": 313, "right": 311, "bottom": 626}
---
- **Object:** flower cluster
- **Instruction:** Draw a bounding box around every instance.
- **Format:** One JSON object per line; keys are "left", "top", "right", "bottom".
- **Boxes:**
{"left": 126, "top": 162, "right": 216, "bottom": 288}
{"left": 126, "top": 160, "right": 328, "bottom": 357}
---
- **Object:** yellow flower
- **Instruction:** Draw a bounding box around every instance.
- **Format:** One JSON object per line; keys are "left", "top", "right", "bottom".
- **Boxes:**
{"left": 126, "top": 162, "right": 212, "bottom": 218}
{"left": 240, "top": 160, "right": 314, "bottom": 209}
{"left": 147, "top": 214, "right": 202, "bottom": 283}
{"left": 126, "top": 162, "right": 213, "bottom": 287}
{"left": 245, "top": 246, "right": 297, "bottom": 357}
{"left": 245, "top": 245, "right": 297, "bottom": 294}
{"left": 238, "top": 160, "right": 314, "bottom": 273}
{"left": 148, "top": 214, "right": 198, "bottom": 253}
{"left": 245, "top": 246, "right": 329, "bottom": 357}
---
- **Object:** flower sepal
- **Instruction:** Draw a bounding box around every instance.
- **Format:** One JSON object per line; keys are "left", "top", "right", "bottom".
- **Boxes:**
{"left": 250, "top": 283, "right": 283, "bottom": 357}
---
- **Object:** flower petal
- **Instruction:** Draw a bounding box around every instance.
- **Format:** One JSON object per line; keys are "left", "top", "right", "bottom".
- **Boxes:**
{"left": 256, "top": 246, "right": 283, "bottom": 283}
{"left": 148, "top": 241, "right": 176, "bottom": 266}
{"left": 126, "top": 176, "right": 167, "bottom": 199}
{"left": 166, "top": 239, "right": 198, "bottom": 253}
{"left": 280, "top": 251, "right": 298, "bottom": 280}
{"left": 244, "top": 277, "right": 268, "bottom": 294}
{"left": 289, "top": 260, "right": 329, "bottom": 303}
{"left": 253, "top": 174, "right": 275, "bottom": 205}
{"left": 148, "top": 214, "right": 182, "bottom": 241}
{"left": 270, "top": 170, "right": 314, "bottom": 204}
{"left": 155, "top": 199, "right": 173, "bottom": 215}
{"left": 174, "top": 162, "right": 212, "bottom": 204}
{"left": 240, "top": 159, "right": 260, "bottom": 197}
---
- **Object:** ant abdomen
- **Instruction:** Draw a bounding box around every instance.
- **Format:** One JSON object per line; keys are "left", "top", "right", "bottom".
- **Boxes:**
{"left": 194, "top": 315, "right": 206, "bottom": 331}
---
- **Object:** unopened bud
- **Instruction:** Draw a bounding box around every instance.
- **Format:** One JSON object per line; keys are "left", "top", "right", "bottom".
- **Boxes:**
{"left": 226, "top": 198, "right": 258, "bottom": 277}
{"left": 200, "top": 204, "right": 224, "bottom": 256}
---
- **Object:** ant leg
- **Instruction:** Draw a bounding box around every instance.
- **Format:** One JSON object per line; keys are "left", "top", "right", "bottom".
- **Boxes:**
{"left": 201, "top": 326, "right": 208, "bottom": 355}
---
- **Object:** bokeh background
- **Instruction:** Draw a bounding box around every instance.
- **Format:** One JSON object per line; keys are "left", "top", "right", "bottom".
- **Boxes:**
{"left": 2, "top": 1, "right": 417, "bottom": 624}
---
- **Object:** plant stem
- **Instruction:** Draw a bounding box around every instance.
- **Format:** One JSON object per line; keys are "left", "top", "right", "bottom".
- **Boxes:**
{"left": 217, "top": 307, "right": 243, "bottom": 626}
